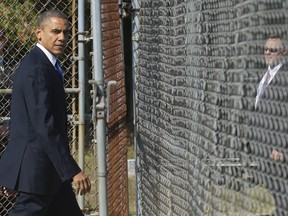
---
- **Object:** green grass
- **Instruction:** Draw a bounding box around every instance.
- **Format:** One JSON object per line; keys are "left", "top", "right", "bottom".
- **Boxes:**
{"left": 128, "top": 176, "right": 136, "bottom": 216}
{"left": 127, "top": 134, "right": 136, "bottom": 216}
{"left": 127, "top": 145, "right": 135, "bottom": 159}
{"left": 205, "top": 184, "right": 275, "bottom": 215}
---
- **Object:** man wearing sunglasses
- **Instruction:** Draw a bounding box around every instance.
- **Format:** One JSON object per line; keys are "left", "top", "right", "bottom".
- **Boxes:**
{"left": 254, "top": 34, "right": 287, "bottom": 216}
{"left": 255, "top": 35, "right": 285, "bottom": 108}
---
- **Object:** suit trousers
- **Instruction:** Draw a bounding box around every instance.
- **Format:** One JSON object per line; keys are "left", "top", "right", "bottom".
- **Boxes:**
{"left": 8, "top": 181, "right": 83, "bottom": 216}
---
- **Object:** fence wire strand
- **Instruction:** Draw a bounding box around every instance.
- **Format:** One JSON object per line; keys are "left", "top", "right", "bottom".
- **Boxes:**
{"left": 136, "top": 0, "right": 288, "bottom": 216}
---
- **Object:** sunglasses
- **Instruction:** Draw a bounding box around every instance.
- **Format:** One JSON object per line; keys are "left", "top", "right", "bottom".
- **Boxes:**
{"left": 264, "top": 47, "right": 283, "bottom": 53}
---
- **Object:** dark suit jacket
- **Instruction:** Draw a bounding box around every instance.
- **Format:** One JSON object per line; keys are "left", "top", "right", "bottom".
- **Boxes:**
{"left": 256, "top": 65, "right": 288, "bottom": 109}
{"left": 0, "top": 46, "right": 81, "bottom": 195}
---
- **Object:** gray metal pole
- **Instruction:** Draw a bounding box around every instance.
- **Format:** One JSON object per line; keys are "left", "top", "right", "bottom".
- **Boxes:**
{"left": 132, "top": 0, "right": 141, "bottom": 215}
{"left": 77, "top": 0, "right": 86, "bottom": 209}
{"left": 91, "top": 0, "right": 108, "bottom": 216}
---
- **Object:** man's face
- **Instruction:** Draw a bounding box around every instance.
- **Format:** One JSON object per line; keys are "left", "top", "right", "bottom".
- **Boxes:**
{"left": 36, "top": 17, "right": 69, "bottom": 57}
{"left": 264, "top": 38, "right": 284, "bottom": 66}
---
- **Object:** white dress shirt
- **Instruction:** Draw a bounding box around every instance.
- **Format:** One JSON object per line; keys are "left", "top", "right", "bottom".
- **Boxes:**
{"left": 255, "top": 63, "right": 282, "bottom": 108}
{"left": 36, "top": 43, "right": 57, "bottom": 66}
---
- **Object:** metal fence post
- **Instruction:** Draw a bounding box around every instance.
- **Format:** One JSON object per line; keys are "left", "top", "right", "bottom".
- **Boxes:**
{"left": 91, "top": 0, "right": 108, "bottom": 216}
{"left": 77, "top": 0, "right": 86, "bottom": 209}
{"left": 132, "top": 0, "right": 141, "bottom": 215}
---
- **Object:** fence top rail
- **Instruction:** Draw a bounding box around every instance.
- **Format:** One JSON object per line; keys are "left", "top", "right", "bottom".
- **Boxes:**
{"left": 0, "top": 88, "right": 80, "bottom": 94}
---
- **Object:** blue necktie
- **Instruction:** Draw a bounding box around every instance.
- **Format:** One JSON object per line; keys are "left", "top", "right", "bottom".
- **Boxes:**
{"left": 55, "top": 60, "right": 64, "bottom": 83}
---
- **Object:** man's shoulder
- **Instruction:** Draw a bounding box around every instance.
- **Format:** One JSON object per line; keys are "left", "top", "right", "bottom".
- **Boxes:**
{"left": 269, "top": 64, "right": 288, "bottom": 87}
{"left": 20, "top": 47, "right": 48, "bottom": 67}
{"left": 280, "top": 63, "right": 288, "bottom": 71}
{"left": 24, "top": 46, "right": 44, "bottom": 60}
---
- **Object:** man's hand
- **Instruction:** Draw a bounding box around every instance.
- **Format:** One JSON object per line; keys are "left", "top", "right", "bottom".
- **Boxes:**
{"left": 271, "top": 149, "right": 284, "bottom": 162}
{"left": 72, "top": 171, "right": 91, "bottom": 195}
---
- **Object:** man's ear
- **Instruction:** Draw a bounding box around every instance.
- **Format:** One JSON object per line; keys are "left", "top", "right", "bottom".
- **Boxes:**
{"left": 35, "top": 28, "right": 42, "bottom": 41}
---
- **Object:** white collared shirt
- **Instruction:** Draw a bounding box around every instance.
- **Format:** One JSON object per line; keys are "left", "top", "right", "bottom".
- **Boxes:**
{"left": 264, "top": 63, "right": 282, "bottom": 85}
{"left": 255, "top": 63, "right": 282, "bottom": 108}
{"left": 36, "top": 43, "right": 57, "bottom": 67}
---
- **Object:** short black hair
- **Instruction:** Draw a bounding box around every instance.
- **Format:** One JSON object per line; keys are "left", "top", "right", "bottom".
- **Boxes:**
{"left": 37, "top": 10, "right": 68, "bottom": 28}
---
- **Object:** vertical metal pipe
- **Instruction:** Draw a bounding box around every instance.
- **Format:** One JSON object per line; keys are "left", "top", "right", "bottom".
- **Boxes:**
{"left": 91, "top": 1, "right": 108, "bottom": 216}
{"left": 77, "top": 0, "right": 85, "bottom": 209}
{"left": 131, "top": 0, "right": 141, "bottom": 215}
{"left": 72, "top": 0, "right": 77, "bottom": 154}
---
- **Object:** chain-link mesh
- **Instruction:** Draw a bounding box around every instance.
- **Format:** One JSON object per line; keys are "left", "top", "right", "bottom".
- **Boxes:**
{"left": 136, "top": 0, "right": 288, "bottom": 216}
{"left": 0, "top": 0, "right": 129, "bottom": 215}
{"left": 0, "top": 1, "right": 99, "bottom": 214}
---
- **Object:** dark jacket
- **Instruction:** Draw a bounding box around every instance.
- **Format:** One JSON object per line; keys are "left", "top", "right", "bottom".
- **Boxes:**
{"left": 0, "top": 46, "right": 81, "bottom": 195}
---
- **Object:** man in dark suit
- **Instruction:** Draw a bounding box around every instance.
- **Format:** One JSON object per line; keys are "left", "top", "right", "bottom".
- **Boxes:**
{"left": 0, "top": 10, "right": 91, "bottom": 216}
{"left": 255, "top": 35, "right": 286, "bottom": 161}
{"left": 255, "top": 35, "right": 285, "bottom": 109}
{"left": 254, "top": 34, "right": 287, "bottom": 216}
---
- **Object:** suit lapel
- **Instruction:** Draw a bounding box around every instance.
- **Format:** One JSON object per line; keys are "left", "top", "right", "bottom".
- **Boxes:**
{"left": 31, "top": 46, "right": 64, "bottom": 86}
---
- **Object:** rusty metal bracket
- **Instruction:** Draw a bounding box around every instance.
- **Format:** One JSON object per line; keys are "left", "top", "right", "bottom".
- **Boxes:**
{"left": 77, "top": 31, "right": 93, "bottom": 43}
{"left": 89, "top": 79, "right": 105, "bottom": 120}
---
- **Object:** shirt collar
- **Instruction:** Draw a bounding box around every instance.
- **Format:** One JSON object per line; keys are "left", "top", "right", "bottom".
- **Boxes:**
{"left": 36, "top": 43, "right": 57, "bottom": 66}
{"left": 268, "top": 63, "right": 282, "bottom": 77}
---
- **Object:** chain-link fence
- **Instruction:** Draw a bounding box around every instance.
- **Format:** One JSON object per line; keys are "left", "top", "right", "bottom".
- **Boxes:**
{"left": 135, "top": 0, "right": 288, "bottom": 215}
{"left": 0, "top": 1, "right": 128, "bottom": 215}
{"left": 0, "top": 0, "right": 94, "bottom": 214}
